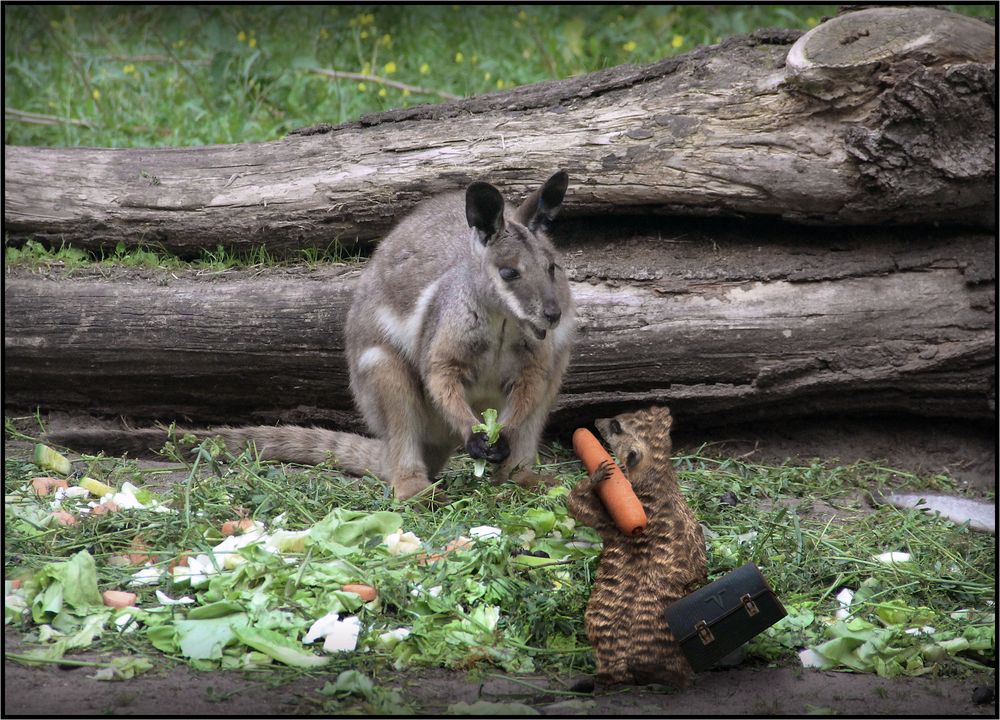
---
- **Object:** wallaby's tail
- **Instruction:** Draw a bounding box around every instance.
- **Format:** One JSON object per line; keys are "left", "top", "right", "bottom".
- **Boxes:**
{"left": 215, "top": 426, "right": 387, "bottom": 477}
{"left": 45, "top": 425, "right": 388, "bottom": 478}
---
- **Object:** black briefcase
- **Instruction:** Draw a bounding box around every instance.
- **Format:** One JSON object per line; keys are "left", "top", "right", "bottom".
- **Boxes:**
{"left": 664, "top": 562, "right": 786, "bottom": 672}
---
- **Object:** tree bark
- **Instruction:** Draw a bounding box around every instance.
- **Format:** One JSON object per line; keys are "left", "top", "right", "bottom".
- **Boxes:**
{"left": 3, "top": 8, "right": 995, "bottom": 258}
{"left": 4, "top": 218, "right": 994, "bottom": 430}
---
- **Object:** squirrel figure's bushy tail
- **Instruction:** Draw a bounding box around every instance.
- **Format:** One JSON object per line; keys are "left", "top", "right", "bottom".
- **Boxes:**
{"left": 44, "top": 425, "right": 389, "bottom": 478}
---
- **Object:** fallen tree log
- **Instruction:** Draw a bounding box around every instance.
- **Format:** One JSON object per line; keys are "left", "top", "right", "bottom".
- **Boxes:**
{"left": 4, "top": 218, "right": 994, "bottom": 430}
{"left": 3, "top": 7, "right": 995, "bottom": 258}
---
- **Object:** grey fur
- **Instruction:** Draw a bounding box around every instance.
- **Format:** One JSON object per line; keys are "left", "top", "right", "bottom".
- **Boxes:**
{"left": 46, "top": 173, "right": 576, "bottom": 502}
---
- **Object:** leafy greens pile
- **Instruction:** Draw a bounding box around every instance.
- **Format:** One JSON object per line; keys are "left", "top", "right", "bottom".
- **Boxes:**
{"left": 4, "top": 439, "right": 995, "bottom": 686}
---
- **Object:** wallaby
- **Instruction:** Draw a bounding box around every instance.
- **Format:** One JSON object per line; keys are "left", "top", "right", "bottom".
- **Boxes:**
{"left": 47, "top": 171, "right": 576, "bottom": 502}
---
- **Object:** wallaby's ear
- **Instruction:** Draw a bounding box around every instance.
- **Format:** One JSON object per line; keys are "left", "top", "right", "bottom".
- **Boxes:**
{"left": 514, "top": 170, "right": 569, "bottom": 231}
{"left": 466, "top": 182, "right": 506, "bottom": 244}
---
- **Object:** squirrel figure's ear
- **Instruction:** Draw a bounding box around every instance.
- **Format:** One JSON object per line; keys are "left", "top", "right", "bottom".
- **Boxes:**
{"left": 514, "top": 170, "right": 569, "bottom": 231}
{"left": 466, "top": 182, "right": 506, "bottom": 244}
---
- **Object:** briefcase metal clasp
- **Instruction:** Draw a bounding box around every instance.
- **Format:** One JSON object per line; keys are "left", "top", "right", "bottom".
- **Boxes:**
{"left": 741, "top": 593, "right": 759, "bottom": 617}
{"left": 695, "top": 620, "right": 714, "bottom": 645}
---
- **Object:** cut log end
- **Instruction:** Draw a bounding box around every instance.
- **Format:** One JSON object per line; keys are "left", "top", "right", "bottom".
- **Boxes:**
{"left": 786, "top": 6, "right": 995, "bottom": 77}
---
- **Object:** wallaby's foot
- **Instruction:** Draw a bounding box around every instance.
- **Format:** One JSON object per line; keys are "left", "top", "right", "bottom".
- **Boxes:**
{"left": 509, "top": 467, "right": 561, "bottom": 490}
{"left": 404, "top": 481, "right": 452, "bottom": 509}
{"left": 392, "top": 472, "right": 434, "bottom": 502}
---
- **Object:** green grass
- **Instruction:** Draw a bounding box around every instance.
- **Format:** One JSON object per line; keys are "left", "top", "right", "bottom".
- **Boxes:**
{"left": 5, "top": 5, "right": 993, "bottom": 148}
{"left": 5, "top": 4, "right": 994, "bottom": 272}
{"left": 4, "top": 4, "right": 997, "bottom": 704}
{"left": 4, "top": 236, "right": 366, "bottom": 271}
{"left": 4, "top": 421, "right": 995, "bottom": 700}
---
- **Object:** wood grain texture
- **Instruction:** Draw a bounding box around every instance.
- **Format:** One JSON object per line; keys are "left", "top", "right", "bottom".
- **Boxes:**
{"left": 4, "top": 219, "right": 994, "bottom": 429}
{"left": 4, "top": 10, "right": 995, "bottom": 258}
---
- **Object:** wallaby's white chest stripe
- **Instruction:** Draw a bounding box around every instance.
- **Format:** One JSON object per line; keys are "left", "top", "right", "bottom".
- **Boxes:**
{"left": 375, "top": 277, "right": 442, "bottom": 359}
{"left": 489, "top": 272, "right": 530, "bottom": 323}
{"left": 357, "top": 346, "right": 389, "bottom": 373}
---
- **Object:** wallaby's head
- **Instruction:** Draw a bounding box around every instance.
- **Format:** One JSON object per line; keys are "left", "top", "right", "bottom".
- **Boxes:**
{"left": 465, "top": 170, "right": 571, "bottom": 340}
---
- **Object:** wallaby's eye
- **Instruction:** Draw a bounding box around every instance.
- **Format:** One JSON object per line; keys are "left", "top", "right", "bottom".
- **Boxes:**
{"left": 625, "top": 450, "right": 639, "bottom": 468}
{"left": 609, "top": 419, "right": 622, "bottom": 435}
{"left": 499, "top": 267, "right": 520, "bottom": 282}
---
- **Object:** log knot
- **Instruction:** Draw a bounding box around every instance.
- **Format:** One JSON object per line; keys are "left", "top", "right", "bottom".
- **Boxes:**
{"left": 843, "top": 60, "right": 995, "bottom": 223}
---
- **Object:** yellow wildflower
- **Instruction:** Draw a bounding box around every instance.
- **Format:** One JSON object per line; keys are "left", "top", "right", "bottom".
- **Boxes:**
{"left": 381, "top": 33, "right": 392, "bottom": 47}
{"left": 420, "top": 62, "right": 430, "bottom": 75}
{"left": 518, "top": 10, "right": 527, "bottom": 20}
{"left": 237, "top": 31, "right": 246, "bottom": 42}
{"left": 248, "top": 37, "right": 257, "bottom": 49}
{"left": 360, "top": 30, "right": 369, "bottom": 39}
{"left": 384, "top": 61, "right": 397, "bottom": 75}
{"left": 806, "top": 17, "right": 818, "bottom": 27}
{"left": 484, "top": 71, "right": 492, "bottom": 81}
{"left": 123, "top": 63, "right": 136, "bottom": 75}
{"left": 362, "top": 62, "right": 371, "bottom": 75}
{"left": 357, "top": 82, "right": 367, "bottom": 92}
{"left": 671, "top": 34, "right": 683, "bottom": 49}
{"left": 92, "top": 88, "right": 101, "bottom": 101}
{"left": 470, "top": 54, "right": 478, "bottom": 64}
{"left": 496, "top": 79, "right": 506, "bottom": 89}
{"left": 402, "top": 88, "right": 411, "bottom": 97}
{"left": 379, "top": 88, "right": 387, "bottom": 97}
{"left": 454, "top": 51, "right": 464, "bottom": 63}
{"left": 521, "top": 48, "right": 531, "bottom": 59}
{"left": 319, "top": 27, "right": 329, "bottom": 40}
{"left": 623, "top": 40, "right": 637, "bottom": 52}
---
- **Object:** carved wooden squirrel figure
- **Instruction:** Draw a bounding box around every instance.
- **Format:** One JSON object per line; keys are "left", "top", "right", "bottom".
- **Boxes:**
{"left": 567, "top": 405, "right": 707, "bottom": 688}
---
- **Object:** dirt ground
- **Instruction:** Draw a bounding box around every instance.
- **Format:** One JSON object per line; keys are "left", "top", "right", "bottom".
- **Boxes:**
{"left": 3, "top": 636, "right": 995, "bottom": 716}
{"left": 4, "top": 414, "right": 996, "bottom": 716}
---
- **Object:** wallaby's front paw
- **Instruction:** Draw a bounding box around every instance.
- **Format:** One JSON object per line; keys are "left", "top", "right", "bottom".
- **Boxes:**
{"left": 466, "top": 431, "right": 510, "bottom": 464}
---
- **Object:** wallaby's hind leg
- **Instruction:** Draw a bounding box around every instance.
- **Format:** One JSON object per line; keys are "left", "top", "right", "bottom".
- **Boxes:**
{"left": 423, "top": 441, "right": 459, "bottom": 482}
{"left": 494, "top": 395, "right": 557, "bottom": 488}
{"left": 352, "top": 348, "right": 435, "bottom": 500}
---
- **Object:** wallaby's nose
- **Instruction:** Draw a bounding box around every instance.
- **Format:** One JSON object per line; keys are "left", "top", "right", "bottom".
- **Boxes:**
{"left": 543, "top": 302, "right": 562, "bottom": 326}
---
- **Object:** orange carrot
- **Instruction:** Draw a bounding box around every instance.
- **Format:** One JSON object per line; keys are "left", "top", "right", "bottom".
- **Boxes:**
{"left": 31, "top": 476, "right": 69, "bottom": 497}
{"left": 102, "top": 590, "right": 137, "bottom": 608}
{"left": 127, "top": 537, "right": 152, "bottom": 565}
{"left": 90, "top": 501, "right": 120, "bottom": 516}
{"left": 572, "top": 428, "right": 647, "bottom": 536}
{"left": 341, "top": 583, "right": 378, "bottom": 603}
{"left": 51, "top": 510, "right": 77, "bottom": 526}
{"left": 221, "top": 518, "right": 256, "bottom": 536}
